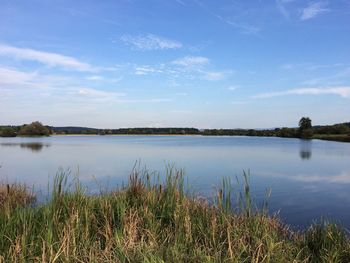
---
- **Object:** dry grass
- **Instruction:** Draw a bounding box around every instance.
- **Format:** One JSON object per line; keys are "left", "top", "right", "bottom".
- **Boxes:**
{"left": 0, "top": 167, "right": 349, "bottom": 262}
{"left": 0, "top": 183, "right": 36, "bottom": 209}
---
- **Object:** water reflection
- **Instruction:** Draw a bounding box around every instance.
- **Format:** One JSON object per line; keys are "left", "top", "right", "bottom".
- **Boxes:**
{"left": 292, "top": 171, "right": 350, "bottom": 184}
{"left": 299, "top": 140, "right": 312, "bottom": 160}
{"left": 0, "top": 135, "right": 350, "bottom": 229}
{"left": 0, "top": 142, "right": 50, "bottom": 153}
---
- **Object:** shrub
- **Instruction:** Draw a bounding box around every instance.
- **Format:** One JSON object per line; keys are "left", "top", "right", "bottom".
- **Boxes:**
{"left": 18, "top": 121, "right": 52, "bottom": 136}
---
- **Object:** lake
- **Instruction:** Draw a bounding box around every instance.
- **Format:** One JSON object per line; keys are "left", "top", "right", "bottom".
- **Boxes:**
{"left": 1, "top": 135, "right": 349, "bottom": 230}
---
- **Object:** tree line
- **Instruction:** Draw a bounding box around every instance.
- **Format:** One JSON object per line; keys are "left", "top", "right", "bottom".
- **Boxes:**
{"left": 1, "top": 118, "right": 349, "bottom": 141}
{"left": 0, "top": 122, "right": 52, "bottom": 137}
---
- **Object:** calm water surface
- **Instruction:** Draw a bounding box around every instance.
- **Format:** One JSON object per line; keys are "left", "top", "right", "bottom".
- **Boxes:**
{"left": 1, "top": 135, "right": 349, "bottom": 230}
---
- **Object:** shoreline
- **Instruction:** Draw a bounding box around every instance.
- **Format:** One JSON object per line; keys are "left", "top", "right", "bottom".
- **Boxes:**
{"left": 2, "top": 133, "right": 349, "bottom": 143}
{"left": 49, "top": 133, "right": 350, "bottom": 143}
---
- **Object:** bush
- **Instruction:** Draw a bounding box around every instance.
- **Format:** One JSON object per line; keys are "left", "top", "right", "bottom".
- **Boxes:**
{"left": 18, "top": 121, "right": 52, "bottom": 136}
{"left": 0, "top": 127, "right": 17, "bottom": 137}
{"left": 300, "top": 128, "right": 314, "bottom": 139}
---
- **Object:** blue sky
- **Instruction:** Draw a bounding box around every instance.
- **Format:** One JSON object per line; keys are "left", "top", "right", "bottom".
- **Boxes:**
{"left": 0, "top": 0, "right": 349, "bottom": 128}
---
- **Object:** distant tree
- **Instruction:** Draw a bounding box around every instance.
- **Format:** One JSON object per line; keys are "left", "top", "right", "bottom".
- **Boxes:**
{"left": 299, "top": 117, "right": 312, "bottom": 130}
{"left": 18, "top": 121, "right": 52, "bottom": 136}
{"left": 277, "top": 127, "right": 297, "bottom": 138}
{"left": 0, "top": 127, "right": 17, "bottom": 137}
{"left": 333, "top": 124, "right": 350, "bottom": 134}
{"left": 299, "top": 117, "right": 313, "bottom": 139}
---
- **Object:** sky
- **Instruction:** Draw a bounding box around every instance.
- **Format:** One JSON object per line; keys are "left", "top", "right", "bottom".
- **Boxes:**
{"left": 0, "top": 0, "right": 349, "bottom": 129}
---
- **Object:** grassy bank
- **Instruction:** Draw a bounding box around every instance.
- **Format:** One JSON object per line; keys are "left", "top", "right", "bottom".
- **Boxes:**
{"left": 0, "top": 169, "right": 349, "bottom": 262}
{"left": 313, "top": 134, "right": 350, "bottom": 143}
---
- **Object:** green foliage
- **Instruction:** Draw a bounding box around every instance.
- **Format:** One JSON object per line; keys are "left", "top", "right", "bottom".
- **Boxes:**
{"left": 299, "top": 117, "right": 313, "bottom": 139}
{"left": 302, "top": 223, "right": 350, "bottom": 262}
{"left": 299, "top": 117, "right": 312, "bottom": 130}
{"left": 276, "top": 127, "right": 298, "bottom": 138}
{"left": 313, "top": 134, "right": 350, "bottom": 143}
{"left": 314, "top": 123, "right": 350, "bottom": 135}
{"left": 0, "top": 168, "right": 349, "bottom": 262}
{"left": 301, "top": 128, "right": 314, "bottom": 139}
{"left": 18, "top": 121, "right": 52, "bottom": 136}
{"left": 0, "top": 127, "right": 17, "bottom": 137}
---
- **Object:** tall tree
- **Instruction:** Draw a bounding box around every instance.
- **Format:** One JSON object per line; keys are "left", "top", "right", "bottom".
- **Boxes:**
{"left": 299, "top": 117, "right": 313, "bottom": 139}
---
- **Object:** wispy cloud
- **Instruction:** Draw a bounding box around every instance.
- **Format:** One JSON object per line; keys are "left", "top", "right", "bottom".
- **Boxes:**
{"left": 120, "top": 34, "right": 182, "bottom": 51}
{"left": 300, "top": 2, "right": 329, "bottom": 20}
{"left": 86, "top": 75, "right": 104, "bottom": 81}
{"left": 174, "top": 92, "right": 188, "bottom": 96}
{"left": 171, "top": 56, "right": 232, "bottom": 81}
{"left": 0, "top": 67, "right": 37, "bottom": 85}
{"left": 77, "top": 87, "right": 125, "bottom": 98}
{"left": 0, "top": 44, "right": 94, "bottom": 71}
{"left": 254, "top": 87, "right": 350, "bottom": 99}
{"left": 192, "top": 1, "right": 260, "bottom": 35}
{"left": 174, "top": 0, "right": 186, "bottom": 6}
{"left": 134, "top": 65, "right": 163, "bottom": 75}
{"left": 276, "top": 0, "right": 291, "bottom": 19}
{"left": 215, "top": 14, "right": 260, "bottom": 35}
{"left": 223, "top": 19, "right": 260, "bottom": 35}
{"left": 231, "top": 100, "right": 248, "bottom": 105}
{"left": 0, "top": 66, "right": 172, "bottom": 106}
{"left": 117, "top": 98, "right": 173, "bottom": 103}
{"left": 228, "top": 85, "right": 240, "bottom": 91}
{"left": 202, "top": 71, "right": 227, "bottom": 81}
{"left": 0, "top": 66, "right": 72, "bottom": 90}
{"left": 172, "top": 56, "right": 209, "bottom": 67}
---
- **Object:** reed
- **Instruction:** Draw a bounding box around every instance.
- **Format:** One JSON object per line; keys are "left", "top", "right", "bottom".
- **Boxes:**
{"left": 0, "top": 167, "right": 349, "bottom": 262}
{"left": 0, "top": 182, "right": 35, "bottom": 209}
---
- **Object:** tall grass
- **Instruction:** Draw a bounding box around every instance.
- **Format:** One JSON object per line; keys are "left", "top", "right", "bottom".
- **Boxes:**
{"left": 0, "top": 167, "right": 349, "bottom": 262}
{"left": 0, "top": 182, "right": 35, "bottom": 209}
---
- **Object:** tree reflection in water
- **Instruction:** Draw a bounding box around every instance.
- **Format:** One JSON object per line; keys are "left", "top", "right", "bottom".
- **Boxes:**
{"left": 299, "top": 140, "right": 312, "bottom": 160}
{"left": 0, "top": 142, "right": 50, "bottom": 153}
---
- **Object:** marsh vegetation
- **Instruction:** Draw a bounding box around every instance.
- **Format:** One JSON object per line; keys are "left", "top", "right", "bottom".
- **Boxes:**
{"left": 0, "top": 168, "right": 349, "bottom": 262}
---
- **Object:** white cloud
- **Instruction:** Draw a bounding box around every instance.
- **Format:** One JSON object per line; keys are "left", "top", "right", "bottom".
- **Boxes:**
{"left": 77, "top": 87, "right": 125, "bottom": 98}
{"left": 276, "top": 0, "right": 290, "bottom": 19}
{"left": 120, "top": 34, "right": 182, "bottom": 51}
{"left": 276, "top": 0, "right": 298, "bottom": 19}
{"left": 170, "top": 56, "right": 231, "bottom": 81}
{"left": 203, "top": 71, "right": 226, "bottom": 81}
{"left": 300, "top": 2, "right": 329, "bottom": 20}
{"left": 214, "top": 14, "right": 260, "bottom": 35}
{"left": 175, "top": 0, "right": 186, "bottom": 6}
{"left": 254, "top": 87, "right": 350, "bottom": 99}
{"left": 224, "top": 20, "right": 260, "bottom": 35}
{"left": 0, "top": 66, "right": 69, "bottom": 90}
{"left": 134, "top": 66, "right": 163, "bottom": 75}
{"left": 86, "top": 75, "right": 104, "bottom": 81}
{"left": 76, "top": 88, "right": 171, "bottom": 104}
{"left": 117, "top": 98, "right": 173, "bottom": 103}
{"left": 231, "top": 100, "right": 248, "bottom": 105}
{"left": 0, "top": 44, "right": 94, "bottom": 71}
{"left": 228, "top": 85, "right": 239, "bottom": 91}
{"left": 174, "top": 92, "right": 188, "bottom": 96}
{"left": 202, "top": 69, "right": 233, "bottom": 81}
{"left": 0, "top": 67, "right": 37, "bottom": 85}
{"left": 172, "top": 56, "right": 210, "bottom": 67}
